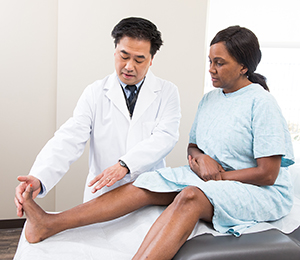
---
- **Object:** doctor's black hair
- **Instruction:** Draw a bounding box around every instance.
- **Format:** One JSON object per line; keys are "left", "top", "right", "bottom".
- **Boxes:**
{"left": 111, "top": 17, "right": 163, "bottom": 57}
{"left": 210, "top": 26, "right": 269, "bottom": 91}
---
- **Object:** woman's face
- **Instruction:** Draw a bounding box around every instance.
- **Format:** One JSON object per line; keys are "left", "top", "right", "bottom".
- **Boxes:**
{"left": 208, "top": 42, "right": 248, "bottom": 93}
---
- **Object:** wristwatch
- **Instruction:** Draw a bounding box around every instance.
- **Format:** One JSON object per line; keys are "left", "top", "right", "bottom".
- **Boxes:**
{"left": 119, "top": 160, "right": 130, "bottom": 174}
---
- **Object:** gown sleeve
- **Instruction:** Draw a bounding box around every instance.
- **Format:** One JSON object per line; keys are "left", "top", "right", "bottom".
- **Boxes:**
{"left": 252, "top": 93, "right": 294, "bottom": 167}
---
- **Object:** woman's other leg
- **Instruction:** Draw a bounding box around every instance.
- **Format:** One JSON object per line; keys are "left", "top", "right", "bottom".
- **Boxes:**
{"left": 133, "top": 186, "right": 213, "bottom": 260}
{"left": 23, "top": 183, "right": 177, "bottom": 243}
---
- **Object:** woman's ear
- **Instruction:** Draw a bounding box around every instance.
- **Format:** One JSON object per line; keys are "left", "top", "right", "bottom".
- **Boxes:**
{"left": 240, "top": 64, "right": 248, "bottom": 76}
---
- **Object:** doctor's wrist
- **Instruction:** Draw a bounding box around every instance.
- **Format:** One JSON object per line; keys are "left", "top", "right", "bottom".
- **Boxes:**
{"left": 119, "top": 160, "right": 130, "bottom": 174}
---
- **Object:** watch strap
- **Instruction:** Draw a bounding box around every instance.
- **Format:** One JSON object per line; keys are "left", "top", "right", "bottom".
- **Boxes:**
{"left": 119, "top": 160, "right": 130, "bottom": 174}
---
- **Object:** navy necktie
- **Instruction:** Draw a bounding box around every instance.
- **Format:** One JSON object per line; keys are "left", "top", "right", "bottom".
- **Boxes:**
{"left": 125, "top": 85, "right": 137, "bottom": 116}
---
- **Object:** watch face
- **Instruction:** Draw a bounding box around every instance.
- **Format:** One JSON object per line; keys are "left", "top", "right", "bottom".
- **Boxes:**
{"left": 119, "top": 160, "right": 129, "bottom": 173}
{"left": 119, "top": 160, "right": 126, "bottom": 167}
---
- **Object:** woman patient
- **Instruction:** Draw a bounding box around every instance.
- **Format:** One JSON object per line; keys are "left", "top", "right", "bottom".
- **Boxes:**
{"left": 19, "top": 26, "right": 294, "bottom": 260}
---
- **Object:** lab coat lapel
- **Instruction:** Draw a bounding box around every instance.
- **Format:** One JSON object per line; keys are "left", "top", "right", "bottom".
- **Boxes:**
{"left": 105, "top": 73, "right": 130, "bottom": 120}
{"left": 131, "top": 70, "right": 160, "bottom": 124}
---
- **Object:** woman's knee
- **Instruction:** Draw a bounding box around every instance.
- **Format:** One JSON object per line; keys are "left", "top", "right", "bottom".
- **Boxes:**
{"left": 175, "top": 186, "right": 203, "bottom": 206}
{"left": 174, "top": 186, "right": 213, "bottom": 221}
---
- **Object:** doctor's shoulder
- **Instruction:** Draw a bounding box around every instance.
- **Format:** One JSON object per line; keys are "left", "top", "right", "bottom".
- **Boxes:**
{"left": 77, "top": 76, "right": 111, "bottom": 107}
{"left": 154, "top": 75, "right": 180, "bottom": 99}
{"left": 85, "top": 75, "right": 112, "bottom": 94}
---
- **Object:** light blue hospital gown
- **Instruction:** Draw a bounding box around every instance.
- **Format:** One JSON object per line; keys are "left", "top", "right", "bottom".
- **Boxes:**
{"left": 133, "top": 84, "right": 295, "bottom": 236}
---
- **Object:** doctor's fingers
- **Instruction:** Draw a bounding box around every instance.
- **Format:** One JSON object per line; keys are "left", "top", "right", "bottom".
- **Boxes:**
{"left": 14, "top": 184, "right": 25, "bottom": 218}
{"left": 15, "top": 182, "right": 27, "bottom": 205}
{"left": 91, "top": 177, "right": 114, "bottom": 193}
{"left": 105, "top": 177, "right": 118, "bottom": 187}
{"left": 14, "top": 197, "right": 24, "bottom": 217}
{"left": 88, "top": 174, "right": 104, "bottom": 187}
{"left": 17, "top": 176, "right": 41, "bottom": 194}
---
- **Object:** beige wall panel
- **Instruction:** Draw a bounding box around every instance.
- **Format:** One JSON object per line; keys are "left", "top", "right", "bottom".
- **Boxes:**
{"left": 0, "top": 0, "right": 58, "bottom": 219}
{"left": 0, "top": 0, "right": 209, "bottom": 217}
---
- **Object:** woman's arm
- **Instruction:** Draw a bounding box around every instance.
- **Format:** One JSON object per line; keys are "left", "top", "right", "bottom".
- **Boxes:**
{"left": 188, "top": 143, "right": 282, "bottom": 186}
{"left": 221, "top": 155, "right": 282, "bottom": 186}
{"left": 187, "top": 143, "right": 225, "bottom": 181}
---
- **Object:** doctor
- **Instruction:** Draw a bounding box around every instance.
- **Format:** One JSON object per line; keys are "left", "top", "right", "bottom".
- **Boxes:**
{"left": 15, "top": 17, "right": 181, "bottom": 217}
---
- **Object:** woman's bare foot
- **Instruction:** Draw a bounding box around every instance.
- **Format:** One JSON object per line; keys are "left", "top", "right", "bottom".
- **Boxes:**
{"left": 22, "top": 185, "right": 55, "bottom": 243}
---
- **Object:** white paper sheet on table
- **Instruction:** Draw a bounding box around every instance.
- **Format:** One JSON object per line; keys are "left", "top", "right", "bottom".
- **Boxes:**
{"left": 14, "top": 163, "right": 300, "bottom": 260}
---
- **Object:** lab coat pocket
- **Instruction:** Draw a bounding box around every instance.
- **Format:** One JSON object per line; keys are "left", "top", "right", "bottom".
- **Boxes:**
{"left": 142, "top": 121, "right": 157, "bottom": 139}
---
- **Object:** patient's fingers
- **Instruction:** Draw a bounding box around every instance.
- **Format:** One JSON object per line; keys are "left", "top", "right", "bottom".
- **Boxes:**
{"left": 189, "top": 156, "right": 200, "bottom": 175}
{"left": 23, "top": 184, "right": 33, "bottom": 199}
{"left": 188, "top": 155, "right": 192, "bottom": 167}
{"left": 218, "top": 164, "right": 226, "bottom": 172}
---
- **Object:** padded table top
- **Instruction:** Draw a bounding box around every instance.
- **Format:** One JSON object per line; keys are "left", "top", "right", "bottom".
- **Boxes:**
{"left": 174, "top": 228, "right": 300, "bottom": 260}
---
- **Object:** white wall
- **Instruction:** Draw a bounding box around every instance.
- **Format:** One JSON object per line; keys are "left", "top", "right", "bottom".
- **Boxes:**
{"left": 0, "top": 0, "right": 58, "bottom": 219}
{"left": 0, "top": 0, "right": 209, "bottom": 218}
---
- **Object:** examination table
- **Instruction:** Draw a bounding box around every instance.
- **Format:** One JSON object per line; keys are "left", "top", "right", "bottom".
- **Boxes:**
{"left": 174, "top": 223, "right": 300, "bottom": 260}
{"left": 174, "top": 160, "right": 300, "bottom": 260}
{"left": 14, "top": 162, "right": 300, "bottom": 260}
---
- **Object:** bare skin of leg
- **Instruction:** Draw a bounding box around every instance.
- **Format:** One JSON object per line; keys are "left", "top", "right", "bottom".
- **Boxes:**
{"left": 132, "top": 186, "right": 213, "bottom": 260}
{"left": 22, "top": 183, "right": 177, "bottom": 243}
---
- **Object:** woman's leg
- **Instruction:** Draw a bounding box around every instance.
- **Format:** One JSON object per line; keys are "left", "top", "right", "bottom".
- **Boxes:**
{"left": 22, "top": 183, "right": 177, "bottom": 243}
{"left": 133, "top": 186, "right": 213, "bottom": 260}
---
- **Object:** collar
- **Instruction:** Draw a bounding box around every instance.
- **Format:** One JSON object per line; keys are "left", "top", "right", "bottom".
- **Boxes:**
{"left": 117, "top": 76, "right": 145, "bottom": 90}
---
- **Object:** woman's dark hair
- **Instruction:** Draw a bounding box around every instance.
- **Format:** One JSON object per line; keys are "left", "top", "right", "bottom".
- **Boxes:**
{"left": 210, "top": 26, "right": 269, "bottom": 91}
{"left": 111, "top": 17, "right": 163, "bottom": 57}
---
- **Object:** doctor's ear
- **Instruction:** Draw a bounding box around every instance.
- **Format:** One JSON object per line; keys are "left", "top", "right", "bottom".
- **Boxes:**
{"left": 150, "top": 55, "right": 155, "bottom": 66}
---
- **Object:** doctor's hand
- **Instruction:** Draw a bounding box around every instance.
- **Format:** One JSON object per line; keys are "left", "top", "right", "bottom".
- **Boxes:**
{"left": 188, "top": 154, "right": 225, "bottom": 181}
{"left": 88, "top": 163, "right": 128, "bottom": 193}
{"left": 15, "top": 175, "right": 41, "bottom": 217}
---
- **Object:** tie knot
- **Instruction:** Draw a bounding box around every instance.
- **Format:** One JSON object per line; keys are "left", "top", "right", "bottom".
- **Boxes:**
{"left": 126, "top": 85, "right": 137, "bottom": 93}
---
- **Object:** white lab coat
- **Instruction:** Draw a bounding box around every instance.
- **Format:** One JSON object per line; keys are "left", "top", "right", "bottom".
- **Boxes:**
{"left": 29, "top": 70, "right": 181, "bottom": 202}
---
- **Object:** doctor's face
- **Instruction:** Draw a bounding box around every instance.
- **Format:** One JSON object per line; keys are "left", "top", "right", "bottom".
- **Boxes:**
{"left": 114, "top": 36, "right": 153, "bottom": 85}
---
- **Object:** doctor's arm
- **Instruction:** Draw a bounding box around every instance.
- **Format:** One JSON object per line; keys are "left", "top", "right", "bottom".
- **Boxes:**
{"left": 15, "top": 85, "right": 94, "bottom": 216}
